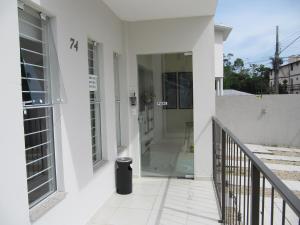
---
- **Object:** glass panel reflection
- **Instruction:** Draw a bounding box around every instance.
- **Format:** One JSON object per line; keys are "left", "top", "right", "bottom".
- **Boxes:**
{"left": 138, "top": 53, "right": 194, "bottom": 178}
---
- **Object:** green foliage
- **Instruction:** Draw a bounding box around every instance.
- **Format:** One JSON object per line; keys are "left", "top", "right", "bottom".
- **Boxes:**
{"left": 223, "top": 54, "right": 271, "bottom": 94}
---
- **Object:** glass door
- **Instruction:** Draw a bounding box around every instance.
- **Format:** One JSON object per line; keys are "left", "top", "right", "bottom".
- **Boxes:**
{"left": 138, "top": 53, "right": 194, "bottom": 178}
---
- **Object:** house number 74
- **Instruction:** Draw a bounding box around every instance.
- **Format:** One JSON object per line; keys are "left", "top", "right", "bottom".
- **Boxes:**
{"left": 70, "top": 38, "right": 79, "bottom": 51}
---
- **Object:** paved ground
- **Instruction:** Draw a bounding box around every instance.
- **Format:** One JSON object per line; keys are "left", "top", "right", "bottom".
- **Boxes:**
{"left": 246, "top": 144, "right": 300, "bottom": 196}
{"left": 87, "top": 177, "right": 220, "bottom": 225}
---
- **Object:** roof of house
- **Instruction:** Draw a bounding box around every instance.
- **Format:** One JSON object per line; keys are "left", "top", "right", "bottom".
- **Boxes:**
{"left": 270, "top": 59, "right": 300, "bottom": 72}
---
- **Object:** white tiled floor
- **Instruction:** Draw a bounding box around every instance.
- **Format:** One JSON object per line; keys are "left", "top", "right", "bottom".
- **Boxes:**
{"left": 87, "top": 177, "right": 221, "bottom": 225}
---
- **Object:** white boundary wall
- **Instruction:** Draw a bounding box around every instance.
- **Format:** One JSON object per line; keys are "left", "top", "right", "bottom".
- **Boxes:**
{"left": 216, "top": 95, "right": 300, "bottom": 148}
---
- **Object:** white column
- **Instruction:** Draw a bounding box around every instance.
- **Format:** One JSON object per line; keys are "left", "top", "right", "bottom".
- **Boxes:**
{"left": 216, "top": 78, "right": 220, "bottom": 96}
{"left": 193, "top": 18, "right": 215, "bottom": 179}
{"left": 220, "top": 77, "right": 224, "bottom": 96}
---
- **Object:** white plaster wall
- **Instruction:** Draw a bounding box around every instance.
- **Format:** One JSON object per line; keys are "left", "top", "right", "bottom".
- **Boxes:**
{"left": 214, "top": 30, "right": 224, "bottom": 78}
{"left": 0, "top": 1, "right": 31, "bottom": 224}
{"left": 216, "top": 95, "right": 300, "bottom": 148}
{"left": 126, "top": 16, "right": 215, "bottom": 178}
{"left": 0, "top": 0, "right": 126, "bottom": 224}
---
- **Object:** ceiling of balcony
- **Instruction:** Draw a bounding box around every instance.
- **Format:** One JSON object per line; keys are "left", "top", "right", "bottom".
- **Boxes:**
{"left": 101, "top": 0, "right": 217, "bottom": 21}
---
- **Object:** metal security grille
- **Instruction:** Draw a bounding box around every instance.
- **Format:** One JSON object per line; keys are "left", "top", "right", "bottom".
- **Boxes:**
{"left": 18, "top": 5, "right": 57, "bottom": 207}
{"left": 88, "top": 40, "right": 102, "bottom": 165}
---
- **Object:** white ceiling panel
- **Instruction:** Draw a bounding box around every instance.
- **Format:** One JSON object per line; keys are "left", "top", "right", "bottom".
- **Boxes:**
{"left": 101, "top": 0, "right": 217, "bottom": 21}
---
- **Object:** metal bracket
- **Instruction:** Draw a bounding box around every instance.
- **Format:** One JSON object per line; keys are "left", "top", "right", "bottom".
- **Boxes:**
{"left": 40, "top": 12, "right": 47, "bottom": 20}
{"left": 18, "top": 1, "right": 24, "bottom": 10}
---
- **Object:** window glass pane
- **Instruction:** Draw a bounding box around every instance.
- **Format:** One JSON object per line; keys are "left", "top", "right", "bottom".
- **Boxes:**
{"left": 24, "top": 117, "right": 47, "bottom": 134}
{"left": 21, "top": 62, "right": 45, "bottom": 80}
{"left": 19, "top": 7, "right": 42, "bottom": 26}
{"left": 178, "top": 72, "right": 193, "bottom": 109}
{"left": 20, "top": 37, "right": 43, "bottom": 55}
{"left": 163, "top": 73, "right": 177, "bottom": 109}
{"left": 19, "top": 20, "right": 43, "bottom": 42}
{"left": 22, "top": 79, "right": 46, "bottom": 92}
{"left": 21, "top": 48, "right": 44, "bottom": 66}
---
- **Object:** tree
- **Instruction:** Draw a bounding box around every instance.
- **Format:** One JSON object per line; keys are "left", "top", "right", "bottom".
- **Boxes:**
{"left": 233, "top": 58, "right": 244, "bottom": 73}
{"left": 223, "top": 54, "right": 271, "bottom": 94}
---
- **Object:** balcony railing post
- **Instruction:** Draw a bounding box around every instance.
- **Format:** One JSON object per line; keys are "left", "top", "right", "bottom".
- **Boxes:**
{"left": 251, "top": 163, "right": 260, "bottom": 225}
{"left": 221, "top": 128, "right": 226, "bottom": 223}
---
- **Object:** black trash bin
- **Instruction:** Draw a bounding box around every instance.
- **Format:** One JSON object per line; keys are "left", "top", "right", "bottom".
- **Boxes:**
{"left": 115, "top": 157, "right": 132, "bottom": 195}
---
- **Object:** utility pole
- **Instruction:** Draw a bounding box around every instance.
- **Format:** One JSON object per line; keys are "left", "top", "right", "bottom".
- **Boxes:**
{"left": 274, "top": 26, "right": 280, "bottom": 94}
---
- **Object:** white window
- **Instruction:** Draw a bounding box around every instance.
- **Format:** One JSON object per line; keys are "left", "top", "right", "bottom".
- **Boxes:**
{"left": 88, "top": 40, "right": 102, "bottom": 165}
{"left": 18, "top": 5, "right": 57, "bottom": 207}
{"left": 114, "top": 53, "right": 122, "bottom": 148}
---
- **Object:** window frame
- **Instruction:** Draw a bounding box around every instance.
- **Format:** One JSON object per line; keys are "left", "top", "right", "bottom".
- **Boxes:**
{"left": 88, "top": 39, "right": 103, "bottom": 167}
{"left": 18, "top": 4, "right": 58, "bottom": 208}
{"left": 114, "top": 53, "right": 122, "bottom": 148}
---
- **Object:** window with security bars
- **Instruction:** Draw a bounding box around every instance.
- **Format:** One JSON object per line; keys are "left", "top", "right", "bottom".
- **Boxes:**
{"left": 88, "top": 40, "right": 102, "bottom": 165}
{"left": 18, "top": 5, "right": 57, "bottom": 207}
{"left": 114, "top": 53, "right": 122, "bottom": 148}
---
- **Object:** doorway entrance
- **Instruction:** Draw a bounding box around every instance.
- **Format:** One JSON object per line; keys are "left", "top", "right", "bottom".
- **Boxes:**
{"left": 137, "top": 52, "right": 194, "bottom": 177}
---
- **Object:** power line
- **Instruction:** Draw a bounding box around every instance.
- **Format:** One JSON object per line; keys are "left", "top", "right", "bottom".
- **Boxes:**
{"left": 280, "top": 30, "right": 300, "bottom": 43}
{"left": 280, "top": 35, "right": 300, "bottom": 53}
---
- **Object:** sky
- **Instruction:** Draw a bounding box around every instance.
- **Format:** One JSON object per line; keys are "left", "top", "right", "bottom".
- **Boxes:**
{"left": 215, "top": 0, "right": 300, "bottom": 67}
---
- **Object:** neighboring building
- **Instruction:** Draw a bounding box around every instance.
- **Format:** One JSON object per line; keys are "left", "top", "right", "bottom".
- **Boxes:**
{"left": 0, "top": 1, "right": 231, "bottom": 225}
{"left": 269, "top": 56, "right": 300, "bottom": 94}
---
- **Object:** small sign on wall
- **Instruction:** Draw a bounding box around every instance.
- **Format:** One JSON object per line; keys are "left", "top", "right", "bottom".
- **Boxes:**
{"left": 157, "top": 101, "right": 168, "bottom": 106}
{"left": 89, "top": 75, "right": 97, "bottom": 91}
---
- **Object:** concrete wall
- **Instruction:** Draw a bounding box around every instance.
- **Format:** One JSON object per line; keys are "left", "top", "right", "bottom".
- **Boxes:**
{"left": 216, "top": 95, "right": 300, "bottom": 148}
{"left": 0, "top": 1, "right": 30, "bottom": 224}
{"left": 126, "top": 16, "right": 216, "bottom": 179}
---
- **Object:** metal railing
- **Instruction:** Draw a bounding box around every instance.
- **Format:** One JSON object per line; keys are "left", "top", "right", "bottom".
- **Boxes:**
{"left": 212, "top": 117, "right": 300, "bottom": 225}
